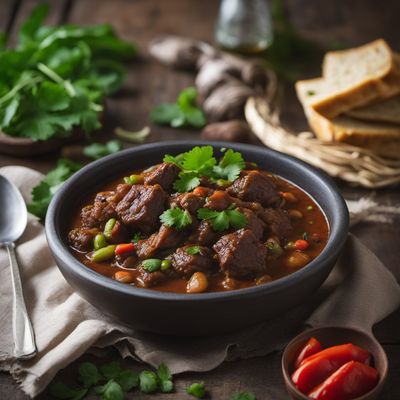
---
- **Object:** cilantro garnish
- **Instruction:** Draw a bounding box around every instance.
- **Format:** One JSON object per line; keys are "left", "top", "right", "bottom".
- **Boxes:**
{"left": 231, "top": 392, "right": 256, "bottom": 400}
{"left": 197, "top": 207, "right": 247, "bottom": 232}
{"left": 132, "top": 232, "right": 145, "bottom": 243}
{"left": 27, "top": 158, "right": 82, "bottom": 220}
{"left": 156, "top": 363, "right": 173, "bottom": 393}
{"left": 0, "top": 4, "right": 136, "bottom": 142}
{"left": 160, "top": 207, "right": 193, "bottom": 229}
{"left": 213, "top": 148, "right": 245, "bottom": 182}
{"left": 186, "top": 245, "right": 201, "bottom": 255}
{"left": 150, "top": 87, "right": 206, "bottom": 128}
{"left": 139, "top": 371, "right": 158, "bottom": 394}
{"left": 187, "top": 382, "right": 206, "bottom": 398}
{"left": 164, "top": 146, "right": 245, "bottom": 193}
{"left": 83, "top": 140, "right": 122, "bottom": 160}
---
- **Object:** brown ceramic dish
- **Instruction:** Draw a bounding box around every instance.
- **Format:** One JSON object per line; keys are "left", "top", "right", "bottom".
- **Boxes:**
{"left": 282, "top": 326, "right": 388, "bottom": 400}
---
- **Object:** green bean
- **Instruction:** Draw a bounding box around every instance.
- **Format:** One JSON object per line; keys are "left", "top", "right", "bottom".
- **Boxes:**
{"left": 91, "top": 245, "right": 116, "bottom": 262}
{"left": 103, "top": 218, "right": 116, "bottom": 238}
{"left": 93, "top": 233, "right": 107, "bottom": 250}
{"left": 129, "top": 174, "right": 144, "bottom": 184}
{"left": 161, "top": 259, "right": 172, "bottom": 271}
{"left": 142, "top": 258, "right": 162, "bottom": 272}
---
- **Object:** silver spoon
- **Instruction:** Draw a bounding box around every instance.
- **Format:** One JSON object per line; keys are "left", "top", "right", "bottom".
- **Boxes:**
{"left": 0, "top": 175, "right": 37, "bottom": 359}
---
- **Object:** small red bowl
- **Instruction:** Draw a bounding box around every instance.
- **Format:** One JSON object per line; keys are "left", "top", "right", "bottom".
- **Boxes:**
{"left": 281, "top": 326, "right": 388, "bottom": 400}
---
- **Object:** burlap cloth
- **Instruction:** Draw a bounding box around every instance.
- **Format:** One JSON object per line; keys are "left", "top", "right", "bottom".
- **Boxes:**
{"left": 1, "top": 166, "right": 399, "bottom": 397}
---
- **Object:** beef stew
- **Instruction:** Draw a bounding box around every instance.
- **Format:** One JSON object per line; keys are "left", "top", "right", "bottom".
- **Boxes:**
{"left": 68, "top": 146, "right": 329, "bottom": 293}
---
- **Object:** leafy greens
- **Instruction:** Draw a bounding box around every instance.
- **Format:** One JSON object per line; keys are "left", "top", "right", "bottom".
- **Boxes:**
{"left": 0, "top": 4, "right": 136, "bottom": 141}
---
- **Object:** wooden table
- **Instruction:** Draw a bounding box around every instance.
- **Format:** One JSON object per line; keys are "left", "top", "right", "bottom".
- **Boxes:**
{"left": 1, "top": 1, "right": 399, "bottom": 398}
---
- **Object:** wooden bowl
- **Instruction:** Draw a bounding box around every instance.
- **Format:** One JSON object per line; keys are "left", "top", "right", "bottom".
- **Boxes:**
{"left": 282, "top": 326, "right": 388, "bottom": 400}
{"left": 0, "top": 130, "right": 84, "bottom": 157}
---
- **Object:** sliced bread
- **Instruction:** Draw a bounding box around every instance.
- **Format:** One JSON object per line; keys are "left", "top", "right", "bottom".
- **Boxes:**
{"left": 296, "top": 78, "right": 400, "bottom": 157}
{"left": 346, "top": 95, "right": 400, "bottom": 124}
{"left": 303, "top": 39, "right": 400, "bottom": 119}
{"left": 296, "top": 78, "right": 400, "bottom": 125}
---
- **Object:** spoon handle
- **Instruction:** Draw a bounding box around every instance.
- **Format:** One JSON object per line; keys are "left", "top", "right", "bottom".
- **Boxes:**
{"left": 6, "top": 242, "right": 37, "bottom": 359}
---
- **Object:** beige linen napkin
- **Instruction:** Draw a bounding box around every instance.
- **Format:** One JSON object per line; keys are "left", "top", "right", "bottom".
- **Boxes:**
{"left": 1, "top": 166, "right": 399, "bottom": 398}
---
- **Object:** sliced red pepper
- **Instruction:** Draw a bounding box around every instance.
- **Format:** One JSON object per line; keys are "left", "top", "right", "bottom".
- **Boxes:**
{"left": 292, "top": 343, "right": 371, "bottom": 393}
{"left": 294, "top": 337, "right": 322, "bottom": 369}
{"left": 308, "top": 360, "right": 379, "bottom": 400}
{"left": 115, "top": 243, "right": 135, "bottom": 256}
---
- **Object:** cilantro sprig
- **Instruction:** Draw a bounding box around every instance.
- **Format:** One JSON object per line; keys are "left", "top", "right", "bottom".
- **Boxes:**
{"left": 48, "top": 361, "right": 172, "bottom": 400}
{"left": 0, "top": 4, "right": 136, "bottom": 141}
{"left": 164, "top": 146, "right": 245, "bottom": 192}
{"left": 160, "top": 207, "right": 193, "bottom": 229}
{"left": 83, "top": 140, "right": 122, "bottom": 160}
{"left": 150, "top": 87, "right": 206, "bottom": 128}
{"left": 27, "top": 158, "right": 82, "bottom": 220}
{"left": 197, "top": 207, "right": 247, "bottom": 232}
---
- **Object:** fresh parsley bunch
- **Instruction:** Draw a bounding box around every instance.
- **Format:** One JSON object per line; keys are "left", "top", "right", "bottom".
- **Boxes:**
{"left": 0, "top": 4, "right": 136, "bottom": 141}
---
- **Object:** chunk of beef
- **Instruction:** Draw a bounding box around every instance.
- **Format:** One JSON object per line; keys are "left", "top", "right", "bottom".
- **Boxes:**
{"left": 169, "top": 192, "right": 205, "bottom": 215}
{"left": 143, "top": 162, "right": 180, "bottom": 190}
{"left": 68, "top": 227, "right": 100, "bottom": 252}
{"left": 136, "top": 225, "right": 184, "bottom": 259}
{"left": 116, "top": 184, "right": 167, "bottom": 233}
{"left": 80, "top": 184, "right": 131, "bottom": 228}
{"left": 169, "top": 245, "right": 215, "bottom": 277}
{"left": 237, "top": 207, "right": 266, "bottom": 240}
{"left": 227, "top": 170, "right": 280, "bottom": 207}
{"left": 114, "top": 254, "right": 138, "bottom": 269}
{"left": 205, "top": 190, "right": 233, "bottom": 211}
{"left": 135, "top": 267, "right": 166, "bottom": 288}
{"left": 213, "top": 229, "right": 267, "bottom": 278}
{"left": 260, "top": 208, "right": 292, "bottom": 239}
{"left": 188, "top": 220, "right": 220, "bottom": 246}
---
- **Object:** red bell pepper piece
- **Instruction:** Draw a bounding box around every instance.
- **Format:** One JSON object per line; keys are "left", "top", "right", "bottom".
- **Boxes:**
{"left": 308, "top": 360, "right": 379, "bottom": 400}
{"left": 294, "top": 337, "right": 323, "bottom": 369}
{"left": 115, "top": 243, "right": 135, "bottom": 256}
{"left": 292, "top": 343, "right": 371, "bottom": 393}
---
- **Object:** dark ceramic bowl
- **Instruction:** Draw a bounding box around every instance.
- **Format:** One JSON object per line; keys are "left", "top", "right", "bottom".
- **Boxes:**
{"left": 282, "top": 326, "right": 388, "bottom": 400}
{"left": 46, "top": 141, "right": 349, "bottom": 335}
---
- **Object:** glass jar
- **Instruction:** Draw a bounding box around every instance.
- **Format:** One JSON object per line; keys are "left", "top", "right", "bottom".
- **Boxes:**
{"left": 215, "top": 0, "right": 274, "bottom": 54}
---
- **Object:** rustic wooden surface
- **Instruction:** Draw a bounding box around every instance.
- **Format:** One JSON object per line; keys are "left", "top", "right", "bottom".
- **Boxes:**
{"left": 0, "top": 0, "right": 399, "bottom": 399}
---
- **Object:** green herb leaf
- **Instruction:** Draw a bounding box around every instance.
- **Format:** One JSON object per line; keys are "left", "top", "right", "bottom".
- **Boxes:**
{"left": 160, "top": 207, "right": 192, "bottom": 229}
{"left": 186, "top": 245, "right": 201, "bottom": 255}
{"left": 213, "top": 149, "right": 245, "bottom": 181}
{"left": 231, "top": 391, "right": 256, "bottom": 400}
{"left": 114, "top": 126, "right": 150, "bottom": 143}
{"left": 100, "top": 362, "right": 122, "bottom": 380}
{"left": 48, "top": 381, "right": 87, "bottom": 399}
{"left": 115, "top": 370, "right": 139, "bottom": 392}
{"left": 27, "top": 158, "right": 82, "bottom": 220}
{"left": 96, "top": 380, "right": 124, "bottom": 400}
{"left": 132, "top": 232, "right": 145, "bottom": 243}
{"left": 139, "top": 370, "right": 158, "bottom": 393}
{"left": 173, "top": 172, "right": 201, "bottom": 192}
{"left": 78, "top": 362, "right": 101, "bottom": 388}
{"left": 197, "top": 207, "right": 247, "bottom": 232}
{"left": 181, "top": 145, "right": 216, "bottom": 173}
{"left": 187, "top": 382, "right": 206, "bottom": 398}
{"left": 150, "top": 87, "right": 206, "bottom": 129}
{"left": 156, "top": 363, "right": 173, "bottom": 393}
{"left": 83, "top": 140, "right": 122, "bottom": 160}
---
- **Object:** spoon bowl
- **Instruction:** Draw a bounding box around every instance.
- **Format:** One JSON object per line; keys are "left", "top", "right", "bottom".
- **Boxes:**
{"left": 0, "top": 175, "right": 27, "bottom": 243}
{"left": 0, "top": 174, "right": 36, "bottom": 359}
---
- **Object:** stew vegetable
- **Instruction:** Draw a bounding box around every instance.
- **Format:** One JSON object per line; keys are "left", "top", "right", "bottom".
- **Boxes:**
{"left": 68, "top": 146, "right": 329, "bottom": 293}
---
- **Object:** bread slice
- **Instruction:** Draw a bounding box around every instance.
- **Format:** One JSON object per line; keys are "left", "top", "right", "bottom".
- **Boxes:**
{"left": 297, "top": 78, "right": 400, "bottom": 125}
{"left": 346, "top": 95, "right": 400, "bottom": 124}
{"left": 303, "top": 39, "right": 400, "bottom": 119}
{"left": 296, "top": 78, "right": 400, "bottom": 157}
